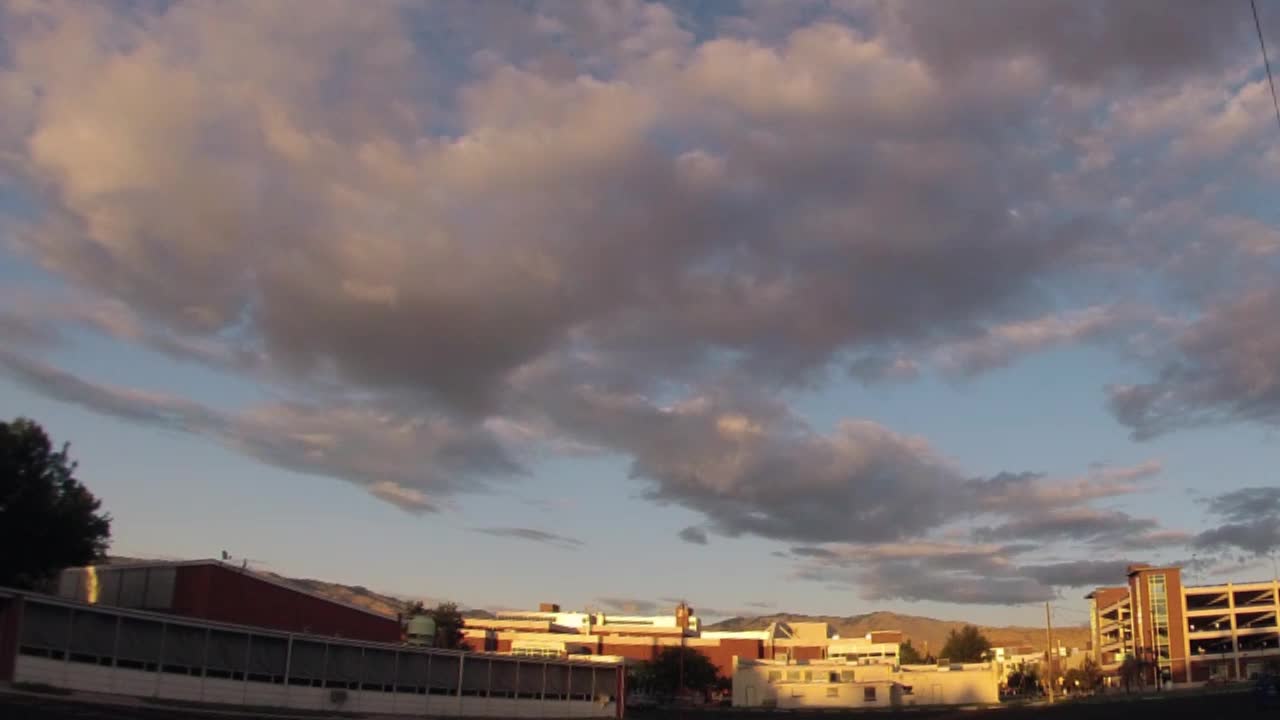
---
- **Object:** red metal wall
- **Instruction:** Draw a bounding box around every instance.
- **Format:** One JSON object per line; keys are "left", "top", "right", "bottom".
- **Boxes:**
{"left": 693, "top": 638, "right": 761, "bottom": 678}
{"left": 170, "top": 564, "right": 400, "bottom": 642}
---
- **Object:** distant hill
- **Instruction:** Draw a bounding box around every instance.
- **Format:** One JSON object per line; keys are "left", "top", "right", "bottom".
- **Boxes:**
{"left": 706, "top": 611, "right": 1089, "bottom": 654}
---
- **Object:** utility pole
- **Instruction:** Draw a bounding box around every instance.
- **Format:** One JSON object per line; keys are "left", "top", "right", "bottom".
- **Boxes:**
{"left": 1044, "top": 602, "right": 1056, "bottom": 704}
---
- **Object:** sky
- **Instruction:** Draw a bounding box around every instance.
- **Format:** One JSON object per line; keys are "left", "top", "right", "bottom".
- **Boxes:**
{"left": 3, "top": 0, "right": 1280, "bottom": 628}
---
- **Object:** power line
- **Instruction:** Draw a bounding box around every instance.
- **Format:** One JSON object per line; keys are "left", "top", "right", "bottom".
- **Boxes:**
{"left": 1252, "top": 0, "right": 1280, "bottom": 133}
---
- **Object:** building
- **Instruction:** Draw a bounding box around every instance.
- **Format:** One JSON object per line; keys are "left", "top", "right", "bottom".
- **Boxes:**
{"left": 462, "top": 602, "right": 905, "bottom": 680}
{"left": 56, "top": 560, "right": 401, "bottom": 643}
{"left": 0, "top": 588, "right": 624, "bottom": 718}
{"left": 731, "top": 656, "right": 999, "bottom": 709}
{"left": 1086, "top": 563, "right": 1280, "bottom": 684}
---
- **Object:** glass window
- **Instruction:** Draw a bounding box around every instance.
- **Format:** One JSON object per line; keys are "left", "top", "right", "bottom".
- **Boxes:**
{"left": 767, "top": 671, "right": 781, "bottom": 683}
{"left": 826, "top": 687, "right": 839, "bottom": 697}
{"left": 864, "top": 686, "right": 877, "bottom": 702}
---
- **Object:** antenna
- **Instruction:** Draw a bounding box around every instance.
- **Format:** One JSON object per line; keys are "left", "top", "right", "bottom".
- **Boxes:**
{"left": 219, "top": 550, "right": 267, "bottom": 571}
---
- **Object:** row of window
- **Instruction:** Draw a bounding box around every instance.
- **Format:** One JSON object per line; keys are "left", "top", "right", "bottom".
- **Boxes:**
{"left": 766, "top": 669, "right": 859, "bottom": 684}
{"left": 18, "top": 602, "right": 615, "bottom": 698}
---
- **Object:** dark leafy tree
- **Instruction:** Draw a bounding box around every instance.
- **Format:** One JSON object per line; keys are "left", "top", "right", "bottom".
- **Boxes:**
{"left": 1118, "top": 654, "right": 1153, "bottom": 692}
{"left": 0, "top": 418, "right": 111, "bottom": 589}
{"left": 899, "top": 639, "right": 925, "bottom": 664}
{"left": 427, "top": 602, "right": 466, "bottom": 649}
{"left": 939, "top": 625, "right": 991, "bottom": 663}
{"left": 1006, "top": 662, "right": 1041, "bottom": 695}
{"left": 630, "top": 646, "right": 720, "bottom": 699}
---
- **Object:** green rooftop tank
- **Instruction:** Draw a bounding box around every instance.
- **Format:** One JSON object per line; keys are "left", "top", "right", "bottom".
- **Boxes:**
{"left": 406, "top": 614, "right": 436, "bottom": 647}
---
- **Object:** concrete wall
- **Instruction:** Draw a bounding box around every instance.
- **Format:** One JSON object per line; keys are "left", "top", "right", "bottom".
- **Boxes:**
{"left": 14, "top": 656, "right": 615, "bottom": 718}
{"left": 894, "top": 666, "right": 999, "bottom": 706}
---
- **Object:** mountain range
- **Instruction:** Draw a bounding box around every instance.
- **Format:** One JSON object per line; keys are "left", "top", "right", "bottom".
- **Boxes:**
{"left": 706, "top": 611, "right": 1088, "bottom": 654}
{"left": 106, "top": 557, "right": 1087, "bottom": 651}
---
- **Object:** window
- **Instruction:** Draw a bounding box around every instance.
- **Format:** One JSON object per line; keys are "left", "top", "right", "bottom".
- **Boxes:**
{"left": 803, "top": 671, "right": 813, "bottom": 682}
{"left": 786, "top": 670, "right": 801, "bottom": 682}
{"left": 767, "top": 671, "right": 781, "bottom": 683}
{"left": 826, "top": 687, "right": 839, "bottom": 697}
{"left": 864, "top": 687, "right": 877, "bottom": 702}
{"left": 841, "top": 670, "right": 855, "bottom": 683}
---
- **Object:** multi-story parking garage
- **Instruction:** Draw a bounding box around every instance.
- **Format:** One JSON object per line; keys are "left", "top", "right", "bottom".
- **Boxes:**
{"left": 1087, "top": 564, "right": 1279, "bottom": 685}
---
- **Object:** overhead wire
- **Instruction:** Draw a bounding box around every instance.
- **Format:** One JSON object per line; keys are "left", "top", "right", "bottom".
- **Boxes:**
{"left": 1252, "top": 0, "right": 1280, "bottom": 133}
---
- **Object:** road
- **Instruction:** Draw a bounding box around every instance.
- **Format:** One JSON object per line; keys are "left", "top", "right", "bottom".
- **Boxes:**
{"left": 1, "top": 688, "right": 1260, "bottom": 719}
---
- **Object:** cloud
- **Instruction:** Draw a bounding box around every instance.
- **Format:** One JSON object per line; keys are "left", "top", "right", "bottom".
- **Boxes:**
{"left": 678, "top": 526, "right": 709, "bottom": 545}
{"left": 0, "top": 350, "right": 518, "bottom": 511}
{"left": 881, "top": 1, "right": 1255, "bottom": 88}
{"left": 787, "top": 539, "right": 1166, "bottom": 604}
{"left": 1019, "top": 560, "right": 1138, "bottom": 588}
{"left": 595, "top": 597, "right": 659, "bottom": 615}
{"left": 1203, "top": 487, "right": 1280, "bottom": 523}
{"left": 1193, "top": 519, "right": 1280, "bottom": 557}
{"left": 791, "top": 546, "right": 840, "bottom": 560}
{"left": 1192, "top": 486, "right": 1280, "bottom": 556}
{"left": 0, "top": 0, "right": 1266, "bottom": 599}
{"left": 474, "top": 527, "right": 585, "bottom": 550}
{"left": 1110, "top": 289, "right": 1280, "bottom": 438}
{"left": 970, "top": 461, "right": 1159, "bottom": 515}
{"left": 931, "top": 306, "right": 1156, "bottom": 378}
{"left": 974, "top": 507, "right": 1157, "bottom": 544}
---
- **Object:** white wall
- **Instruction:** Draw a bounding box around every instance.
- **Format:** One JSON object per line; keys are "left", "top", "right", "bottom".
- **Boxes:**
{"left": 733, "top": 660, "right": 998, "bottom": 709}
{"left": 14, "top": 657, "right": 617, "bottom": 718}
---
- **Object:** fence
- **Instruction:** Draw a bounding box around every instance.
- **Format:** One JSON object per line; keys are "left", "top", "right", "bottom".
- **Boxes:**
{"left": 7, "top": 593, "right": 621, "bottom": 717}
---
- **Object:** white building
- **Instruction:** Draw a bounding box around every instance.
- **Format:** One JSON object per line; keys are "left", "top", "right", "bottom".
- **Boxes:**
{"left": 732, "top": 656, "right": 999, "bottom": 709}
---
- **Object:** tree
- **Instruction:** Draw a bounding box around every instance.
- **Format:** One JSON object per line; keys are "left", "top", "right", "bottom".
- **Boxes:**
{"left": 630, "top": 646, "right": 720, "bottom": 699}
{"left": 1118, "top": 654, "right": 1153, "bottom": 692}
{"left": 939, "top": 625, "right": 991, "bottom": 663}
{"left": 899, "top": 639, "right": 926, "bottom": 664}
{"left": 426, "top": 602, "right": 466, "bottom": 649}
{"left": 1006, "top": 662, "right": 1040, "bottom": 695}
{"left": 0, "top": 418, "right": 111, "bottom": 589}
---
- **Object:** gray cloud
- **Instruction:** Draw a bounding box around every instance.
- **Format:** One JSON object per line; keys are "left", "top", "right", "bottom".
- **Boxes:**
{"left": 0, "top": 0, "right": 1257, "bottom": 595}
{"left": 1019, "top": 560, "right": 1138, "bottom": 588}
{"left": 1110, "top": 289, "right": 1280, "bottom": 439}
{"left": 1193, "top": 520, "right": 1280, "bottom": 557}
{"left": 0, "top": 349, "right": 518, "bottom": 513}
{"left": 790, "top": 546, "right": 840, "bottom": 560}
{"left": 1203, "top": 487, "right": 1280, "bottom": 523}
{"left": 840, "top": 560, "right": 1055, "bottom": 606}
{"left": 595, "top": 597, "right": 659, "bottom": 615}
{"left": 678, "top": 526, "right": 709, "bottom": 545}
{"left": 474, "top": 527, "right": 585, "bottom": 550}
{"left": 0, "top": 348, "right": 226, "bottom": 433}
{"left": 1192, "top": 486, "right": 1280, "bottom": 556}
{"left": 882, "top": 1, "right": 1259, "bottom": 89}
{"left": 975, "top": 508, "right": 1157, "bottom": 544}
